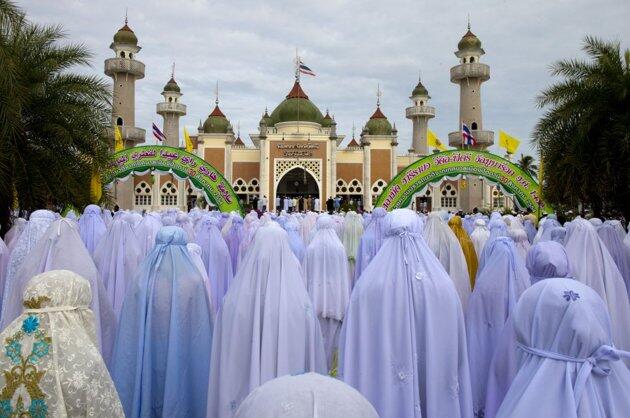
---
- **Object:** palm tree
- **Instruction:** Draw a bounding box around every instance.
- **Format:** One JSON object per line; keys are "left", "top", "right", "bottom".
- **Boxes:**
{"left": 0, "top": 0, "right": 111, "bottom": 236}
{"left": 534, "top": 36, "right": 630, "bottom": 219}
{"left": 517, "top": 154, "right": 538, "bottom": 179}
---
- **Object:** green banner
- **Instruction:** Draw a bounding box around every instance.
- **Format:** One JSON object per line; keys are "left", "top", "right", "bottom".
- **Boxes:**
{"left": 375, "top": 150, "right": 551, "bottom": 213}
{"left": 104, "top": 145, "right": 242, "bottom": 213}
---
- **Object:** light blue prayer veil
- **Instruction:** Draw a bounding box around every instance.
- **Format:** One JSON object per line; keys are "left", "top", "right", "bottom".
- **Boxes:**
{"left": 111, "top": 226, "right": 213, "bottom": 417}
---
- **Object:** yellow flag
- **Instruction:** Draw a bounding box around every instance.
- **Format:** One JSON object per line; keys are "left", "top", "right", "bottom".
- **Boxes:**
{"left": 114, "top": 125, "right": 124, "bottom": 152}
{"left": 428, "top": 129, "right": 447, "bottom": 151}
{"left": 498, "top": 130, "right": 521, "bottom": 154}
{"left": 90, "top": 172, "right": 102, "bottom": 203}
{"left": 184, "top": 127, "right": 194, "bottom": 152}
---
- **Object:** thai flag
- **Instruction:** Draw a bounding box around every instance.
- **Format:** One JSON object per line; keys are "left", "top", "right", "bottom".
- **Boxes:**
{"left": 152, "top": 123, "right": 166, "bottom": 142}
{"left": 298, "top": 60, "right": 316, "bottom": 76}
{"left": 462, "top": 123, "right": 476, "bottom": 146}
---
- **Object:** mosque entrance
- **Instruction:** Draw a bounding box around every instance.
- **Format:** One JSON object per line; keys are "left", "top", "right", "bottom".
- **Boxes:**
{"left": 276, "top": 167, "right": 319, "bottom": 198}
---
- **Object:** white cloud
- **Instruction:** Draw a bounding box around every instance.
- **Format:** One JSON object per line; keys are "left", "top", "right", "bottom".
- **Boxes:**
{"left": 19, "top": 0, "right": 630, "bottom": 157}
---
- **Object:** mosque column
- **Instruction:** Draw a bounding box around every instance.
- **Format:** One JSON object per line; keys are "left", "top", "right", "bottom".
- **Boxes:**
{"left": 225, "top": 139, "right": 233, "bottom": 183}
{"left": 329, "top": 120, "right": 338, "bottom": 202}
{"left": 259, "top": 137, "right": 269, "bottom": 210}
{"left": 362, "top": 136, "right": 372, "bottom": 211}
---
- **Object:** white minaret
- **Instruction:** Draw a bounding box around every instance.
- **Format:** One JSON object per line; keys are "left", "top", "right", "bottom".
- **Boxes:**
{"left": 104, "top": 15, "right": 146, "bottom": 209}
{"left": 448, "top": 21, "right": 494, "bottom": 149}
{"left": 405, "top": 76, "right": 435, "bottom": 154}
{"left": 156, "top": 64, "right": 186, "bottom": 148}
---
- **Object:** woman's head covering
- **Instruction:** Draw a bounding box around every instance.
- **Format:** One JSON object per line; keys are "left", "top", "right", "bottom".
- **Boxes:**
{"left": 0, "top": 270, "right": 124, "bottom": 416}
{"left": 422, "top": 212, "right": 471, "bottom": 309}
{"left": 93, "top": 213, "right": 143, "bottom": 319}
{"left": 285, "top": 218, "right": 306, "bottom": 262}
{"left": 340, "top": 209, "right": 472, "bottom": 418}
{"left": 449, "top": 215, "right": 479, "bottom": 287}
{"left": 78, "top": 204, "right": 107, "bottom": 255}
{"left": 135, "top": 211, "right": 163, "bottom": 256}
{"left": 111, "top": 226, "right": 213, "bottom": 417}
{"left": 235, "top": 373, "right": 378, "bottom": 418}
{"left": 478, "top": 218, "right": 509, "bottom": 271}
{"left": 496, "top": 278, "right": 630, "bottom": 418}
{"left": 597, "top": 222, "right": 630, "bottom": 297}
{"left": 303, "top": 215, "right": 350, "bottom": 369}
{"left": 223, "top": 214, "right": 244, "bottom": 272}
{"left": 207, "top": 222, "right": 326, "bottom": 417}
{"left": 523, "top": 219, "right": 537, "bottom": 244}
{"left": 3, "top": 218, "right": 27, "bottom": 254}
{"left": 195, "top": 216, "right": 233, "bottom": 313}
{"left": 526, "top": 241, "right": 572, "bottom": 284}
{"left": 354, "top": 207, "right": 388, "bottom": 281}
{"left": 549, "top": 226, "right": 567, "bottom": 245}
{"left": 2, "top": 219, "right": 117, "bottom": 362}
{"left": 465, "top": 237, "right": 530, "bottom": 416}
{"left": 2, "top": 210, "right": 56, "bottom": 318}
{"left": 564, "top": 218, "right": 630, "bottom": 351}
{"left": 508, "top": 228, "right": 530, "bottom": 261}
{"left": 342, "top": 212, "right": 364, "bottom": 280}
{"left": 470, "top": 218, "right": 490, "bottom": 261}
{"left": 533, "top": 217, "right": 561, "bottom": 244}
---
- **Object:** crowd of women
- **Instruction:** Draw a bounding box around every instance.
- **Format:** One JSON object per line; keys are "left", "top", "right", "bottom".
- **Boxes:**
{"left": 0, "top": 205, "right": 629, "bottom": 417}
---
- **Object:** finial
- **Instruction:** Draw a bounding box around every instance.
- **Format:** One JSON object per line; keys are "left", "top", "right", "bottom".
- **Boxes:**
{"left": 171, "top": 62, "right": 175, "bottom": 79}
{"left": 467, "top": 13, "right": 471, "bottom": 31}
{"left": 352, "top": 122, "right": 356, "bottom": 139}
{"left": 295, "top": 47, "right": 300, "bottom": 82}
{"left": 125, "top": 8, "right": 128, "bottom": 25}
{"left": 376, "top": 84, "right": 382, "bottom": 107}
{"left": 237, "top": 121, "right": 241, "bottom": 137}
{"left": 214, "top": 81, "right": 219, "bottom": 105}
{"left": 418, "top": 69, "right": 422, "bottom": 82}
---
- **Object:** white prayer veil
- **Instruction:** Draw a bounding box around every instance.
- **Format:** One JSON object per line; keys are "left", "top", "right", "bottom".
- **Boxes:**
{"left": 0, "top": 270, "right": 123, "bottom": 417}
{"left": 496, "top": 278, "right": 630, "bottom": 418}
{"left": 422, "top": 212, "right": 471, "bottom": 310}
{"left": 235, "top": 373, "right": 378, "bottom": 418}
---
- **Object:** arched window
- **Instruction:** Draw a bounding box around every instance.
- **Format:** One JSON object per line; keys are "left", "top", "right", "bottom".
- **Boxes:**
{"left": 420, "top": 100, "right": 424, "bottom": 106}
{"left": 120, "top": 51, "right": 125, "bottom": 58}
{"left": 463, "top": 57, "right": 467, "bottom": 63}
{"left": 129, "top": 53, "right": 133, "bottom": 59}
{"left": 134, "top": 181, "right": 152, "bottom": 206}
{"left": 471, "top": 122, "right": 478, "bottom": 130}
{"left": 116, "top": 117, "right": 124, "bottom": 126}
{"left": 492, "top": 188, "right": 505, "bottom": 209}
{"left": 440, "top": 183, "right": 458, "bottom": 208}
{"left": 160, "top": 181, "right": 178, "bottom": 206}
{"left": 470, "top": 57, "right": 475, "bottom": 63}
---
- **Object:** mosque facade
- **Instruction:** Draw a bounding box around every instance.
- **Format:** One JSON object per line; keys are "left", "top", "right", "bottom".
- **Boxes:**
{"left": 106, "top": 20, "right": 507, "bottom": 213}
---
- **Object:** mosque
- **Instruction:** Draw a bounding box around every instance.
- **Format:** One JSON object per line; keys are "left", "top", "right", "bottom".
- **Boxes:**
{"left": 105, "top": 19, "right": 506, "bottom": 213}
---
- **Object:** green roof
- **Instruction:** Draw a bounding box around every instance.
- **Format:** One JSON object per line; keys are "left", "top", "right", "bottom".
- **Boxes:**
{"left": 113, "top": 24, "right": 138, "bottom": 46}
{"left": 203, "top": 105, "right": 230, "bottom": 133}
{"left": 268, "top": 81, "right": 324, "bottom": 126}
{"left": 366, "top": 107, "right": 392, "bottom": 135}
{"left": 321, "top": 110, "right": 333, "bottom": 127}
{"left": 163, "top": 77, "right": 180, "bottom": 93}
{"left": 411, "top": 80, "right": 429, "bottom": 97}
{"left": 458, "top": 29, "right": 482, "bottom": 52}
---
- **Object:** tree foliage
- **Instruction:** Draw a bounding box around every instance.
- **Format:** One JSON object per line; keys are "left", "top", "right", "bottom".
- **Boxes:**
{"left": 534, "top": 36, "right": 630, "bottom": 219}
{"left": 0, "top": 0, "right": 112, "bottom": 235}
{"left": 517, "top": 154, "right": 538, "bottom": 179}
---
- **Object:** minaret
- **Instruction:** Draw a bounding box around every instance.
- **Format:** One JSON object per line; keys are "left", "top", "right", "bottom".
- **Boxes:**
{"left": 405, "top": 76, "right": 435, "bottom": 154}
{"left": 448, "top": 20, "right": 494, "bottom": 149}
{"left": 104, "top": 15, "right": 145, "bottom": 147}
{"left": 104, "top": 15, "right": 145, "bottom": 210}
{"left": 156, "top": 64, "right": 187, "bottom": 148}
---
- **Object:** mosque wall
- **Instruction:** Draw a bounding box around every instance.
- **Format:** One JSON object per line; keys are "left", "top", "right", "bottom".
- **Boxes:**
{"left": 336, "top": 163, "right": 363, "bottom": 183}
{"left": 370, "top": 149, "right": 392, "bottom": 183}
{"left": 232, "top": 162, "right": 260, "bottom": 183}
{"left": 204, "top": 148, "right": 225, "bottom": 174}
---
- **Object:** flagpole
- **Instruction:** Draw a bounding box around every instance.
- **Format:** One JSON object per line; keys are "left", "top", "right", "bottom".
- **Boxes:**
{"left": 295, "top": 48, "right": 300, "bottom": 134}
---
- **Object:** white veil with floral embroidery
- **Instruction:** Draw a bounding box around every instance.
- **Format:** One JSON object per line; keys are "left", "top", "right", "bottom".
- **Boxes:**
{"left": 0, "top": 270, "right": 123, "bottom": 417}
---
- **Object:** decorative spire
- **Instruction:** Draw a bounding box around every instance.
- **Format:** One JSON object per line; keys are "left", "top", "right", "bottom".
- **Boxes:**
{"left": 376, "top": 83, "right": 382, "bottom": 107}
{"left": 467, "top": 13, "right": 471, "bottom": 31}
{"left": 171, "top": 62, "right": 175, "bottom": 79}
{"left": 214, "top": 80, "right": 219, "bottom": 105}
{"left": 125, "top": 8, "right": 128, "bottom": 25}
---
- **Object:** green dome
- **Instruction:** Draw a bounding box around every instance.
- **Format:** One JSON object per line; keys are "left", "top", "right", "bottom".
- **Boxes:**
{"left": 321, "top": 110, "right": 333, "bottom": 127}
{"left": 458, "top": 30, "right": 482, "bottom": 52}
{"left": 113, "top": 24, "right": 138, "bottom": 46}
{"left": 268, "top": 81, "right": 324, "bottom": 126}
{"left": 411, "top": 80, "right": 429, "bottom": 97}
{"left": 163, "top": 77, "right": 180, "bottom": 93}
{"left": 366, "top": 107, "right": 392, "bottom": 135}
{"left": 203, "top": 105, "right": 230, "bottom": 133}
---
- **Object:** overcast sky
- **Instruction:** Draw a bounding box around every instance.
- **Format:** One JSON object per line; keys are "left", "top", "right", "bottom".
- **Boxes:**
{"left": 19, "top": 0, "right": 630, "bottom": 157}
